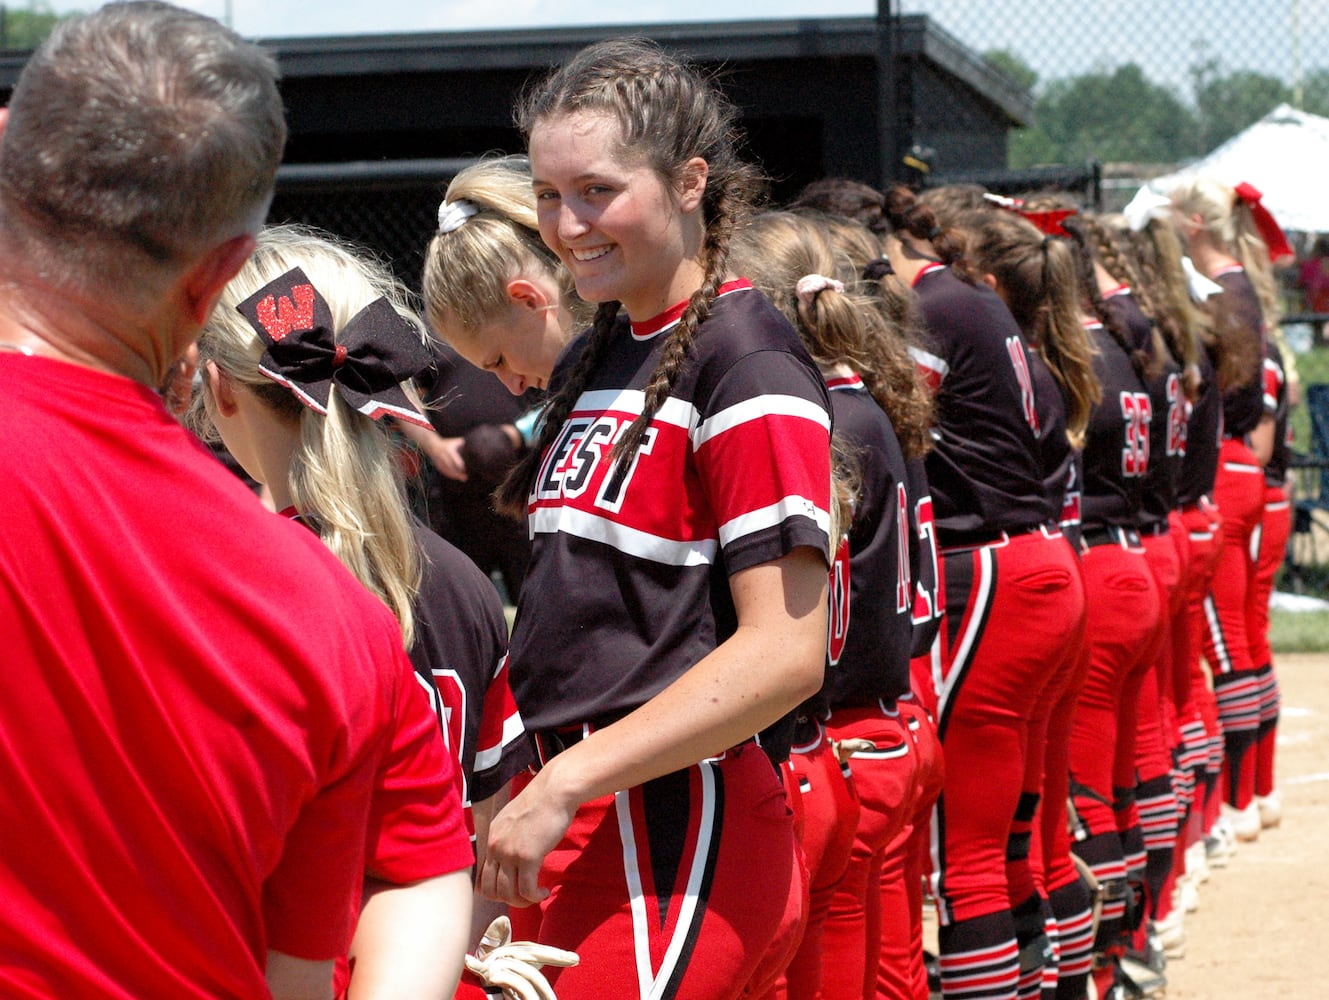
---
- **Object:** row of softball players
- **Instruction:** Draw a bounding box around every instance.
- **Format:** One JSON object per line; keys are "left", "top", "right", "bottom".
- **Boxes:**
{"left": 188, "top": 34, "right": 1290, "bottom": 1000}
{"left": 912, "top": 177, "right": 1290, "bottom": 1000}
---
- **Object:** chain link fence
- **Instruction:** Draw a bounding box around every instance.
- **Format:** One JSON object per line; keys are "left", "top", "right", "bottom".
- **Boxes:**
{"left": 900, "top": 0, "right": 1327, "bottom": 180}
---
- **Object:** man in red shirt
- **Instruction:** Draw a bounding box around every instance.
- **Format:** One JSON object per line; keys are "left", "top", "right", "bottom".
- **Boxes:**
{"left": 0, "top": 4, "right": 472, "bottom": 998}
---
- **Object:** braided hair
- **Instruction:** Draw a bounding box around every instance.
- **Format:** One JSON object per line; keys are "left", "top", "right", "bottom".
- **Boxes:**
{"left": 1061, "top": 213, "right": 1156, "bottom": 383}
{"left": 1109, "top": 216, "right": 1203, "bottom": 400}
{"left": 883, "top": 184, "right": 974, "bottom": 282}
{"left": 496, "top": 38, "right": 764, "bottom": 515}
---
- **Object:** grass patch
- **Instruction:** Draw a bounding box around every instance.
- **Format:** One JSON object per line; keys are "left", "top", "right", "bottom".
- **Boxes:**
{"left": 1270, "top": 607, "right": 1329, "bottom": 653}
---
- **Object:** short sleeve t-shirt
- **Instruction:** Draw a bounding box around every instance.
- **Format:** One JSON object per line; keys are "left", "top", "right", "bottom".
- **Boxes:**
{"left": 910, "top": 264, "right": 1045, "bottom": 543}
{"left": 825, "top": 373, "right": 913, "bottom": 709}
{"left": 0, "top": 354, "right": 468, "bottom": 998}
{"left": 507, "top": 281, "right": 833, "bottom": 732}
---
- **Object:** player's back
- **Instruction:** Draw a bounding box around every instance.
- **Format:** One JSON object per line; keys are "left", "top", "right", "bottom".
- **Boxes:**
{"left": 0, "top": 354, "right": 413, "bottom": 998}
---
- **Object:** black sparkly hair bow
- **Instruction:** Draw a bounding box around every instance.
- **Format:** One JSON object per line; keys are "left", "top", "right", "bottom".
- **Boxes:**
{"left": 235, "top": 267, "right": 433, "bottom": 428}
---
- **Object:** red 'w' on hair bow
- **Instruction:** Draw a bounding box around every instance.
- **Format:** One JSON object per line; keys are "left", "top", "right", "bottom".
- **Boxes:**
{"left": 1233, "top": 182, "right": 1295, "bottom": 264}
{"left": 236, "top": 266, "right": 434, "bottom": 427}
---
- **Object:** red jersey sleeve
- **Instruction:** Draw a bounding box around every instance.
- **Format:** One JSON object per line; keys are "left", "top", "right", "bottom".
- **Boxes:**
{"left": 693, "top": 348, "right": 833, "bottom": 575}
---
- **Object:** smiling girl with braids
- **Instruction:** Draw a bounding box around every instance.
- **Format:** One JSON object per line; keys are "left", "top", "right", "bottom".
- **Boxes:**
{"left": 477, "top": 39, "right": 834, "bottom": 1000}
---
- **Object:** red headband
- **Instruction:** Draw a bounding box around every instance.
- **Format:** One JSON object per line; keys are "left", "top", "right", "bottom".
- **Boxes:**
{"left": 1233, "top": 182, "right": 1294, "bottom": 264}
{"left": 982, "top": 192, "right": 1076, "bottom": 237}
{"left": 1019, "top": 208, "right": 1077, "bottom": 238}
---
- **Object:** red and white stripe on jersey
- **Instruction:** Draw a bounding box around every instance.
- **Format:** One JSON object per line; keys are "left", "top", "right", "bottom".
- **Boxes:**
{"left": 1164, "top": 371, "right": 1190, "bottom": 458}
{"left": 1059, "top": 462, "right": 1082, "bottom": 531}
{"left": 1005, "top": 335, "right": 1040, "bottom": 435}
{"left": 828, "top": 534, "right": 850, "bottom": 667}
{"left": 472, "top": 654, "right": 527, "bottom": 794}
{"left": 911, "top": 492, "right": 942, "bottom": 629}
{"left": 1262, "top": 354, "right": 1284, "bottom": 414}
{"left": 908, "top": 344, "right": 950, "bottom": 392}
{"left": 529, "top": 386, "right": 832, "bottom": 565}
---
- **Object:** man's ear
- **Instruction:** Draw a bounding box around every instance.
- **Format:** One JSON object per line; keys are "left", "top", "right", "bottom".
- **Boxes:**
{"left": 979, "top": 271, "right": 998, "bottom": 291}
{"left": 678, "top": 156, "right": 709, "bottom": 214}
{"left": 183, "top": 233, "right": 257, "bottom": 327}
{"left": 0, "top": 108, "right": 9, "bottom": 143}
{"left": 506, "top": 277, "right": 552, "bottom": 312}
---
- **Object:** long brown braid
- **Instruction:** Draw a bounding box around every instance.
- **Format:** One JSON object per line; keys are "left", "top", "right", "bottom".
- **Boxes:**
{"left": 883, "top": 184, "right": 975, "bottom": 282}
{"left": 1140, "top": 219, "right": 1205, "bottom": 398}
{"left": 496, "top": 38, "right": 763, "bottom": 515}
{"left": 1061, "top": 214, "right": 1155, "bottom": 382}
{"left": 1116, "top": 219, "right": 1203, "bottom": 400}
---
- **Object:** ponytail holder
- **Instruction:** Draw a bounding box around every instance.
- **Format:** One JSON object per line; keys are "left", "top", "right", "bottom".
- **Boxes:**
{"left": 927, "top": 226, "right": 943, "bottom": 240}
{"left": 1181, "top": 255, "right": 1224, "bottom": 303}
{"left": 438, "top": 199, "right": 480, "bottom": 234}
{"left": 235, "top": 266, "right": 434, "bottom": 428}
{"left": 862, "top": 255, "right": 894, "bottom": 281}
{"left": 1232, "top": 182, "right": 1294, "bottom": 264}
{"left": 1122, "top": 186, "right": 1172, "bottom": 232}
{"left": 795, "top": 274, "right": 845, "bottom": 307}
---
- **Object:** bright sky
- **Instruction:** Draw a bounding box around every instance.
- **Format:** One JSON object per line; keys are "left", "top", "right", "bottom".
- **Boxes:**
{"left": 46, "top": 0, "right": 1329, "bottom": 97}
{"left": 51, "top": 0, "right": 872, "bottom": 35}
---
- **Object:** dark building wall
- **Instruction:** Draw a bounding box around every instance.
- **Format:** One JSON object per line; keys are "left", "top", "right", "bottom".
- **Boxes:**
{"left": 0, "top": 16, "right": 1031, "bottom": 285}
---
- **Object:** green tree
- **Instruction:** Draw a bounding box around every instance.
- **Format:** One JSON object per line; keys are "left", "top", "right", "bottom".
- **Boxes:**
{"left": 0, "top": 3, "right": 68, "bottom": 50}
{"left": 1195, "top": 70, "right": 1291, "bottom": 152}
{"left": 984, "top": 49, "right": 1038, "bottom": 94}
{"left": 1300, "top": 68, "right": 1329, "bottom": 118}
{"left": 1012, "top": 63, "right": 1198, "bottom": 168}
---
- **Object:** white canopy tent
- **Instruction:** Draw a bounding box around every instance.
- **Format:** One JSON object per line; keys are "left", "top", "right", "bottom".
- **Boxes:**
{"left": 1150, "top": 103, "right": 1329, "bottom": 234}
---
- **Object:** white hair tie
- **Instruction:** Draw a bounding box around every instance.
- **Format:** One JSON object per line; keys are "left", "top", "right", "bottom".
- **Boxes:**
{"left": 795, "top": 274, "right": 845, "bottom": 307}
{"left": 1122, "top": 186, "right": 1172, "bottom": 232}
{"left": 438, "top": 199, "right": 480, "bottom": 234}
{"left": 1181, "top": 256, "right": 1224, "bottom": 302}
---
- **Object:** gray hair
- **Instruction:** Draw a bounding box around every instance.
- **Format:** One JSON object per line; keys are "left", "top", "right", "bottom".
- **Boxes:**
{"left": 0, "top": 1, "right": 285, "bottom": 288}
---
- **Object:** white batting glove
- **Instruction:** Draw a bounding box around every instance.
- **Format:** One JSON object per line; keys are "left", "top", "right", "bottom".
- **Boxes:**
{"left": 464, "top": 916, "right": 580, "bottom": 1000}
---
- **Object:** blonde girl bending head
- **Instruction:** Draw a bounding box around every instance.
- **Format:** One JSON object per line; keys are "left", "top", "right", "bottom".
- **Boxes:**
{"left": 422, "top": 156, "right": 582, "bottom": 395}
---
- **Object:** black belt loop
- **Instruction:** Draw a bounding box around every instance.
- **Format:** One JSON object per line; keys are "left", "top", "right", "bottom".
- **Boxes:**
{"left": 1080, "top": 525, "right": 1143, "bottom": 550}
{"left": 531, "top": 723, "right": 593, "bottom": 770}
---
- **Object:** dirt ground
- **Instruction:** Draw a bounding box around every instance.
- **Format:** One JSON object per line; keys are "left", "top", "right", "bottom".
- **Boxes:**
{"left": 1164, "top": 652, "right": 1329, "bottom": 999}
{"left": 924, "top": 652, "right": 1329, "bottom": 998}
